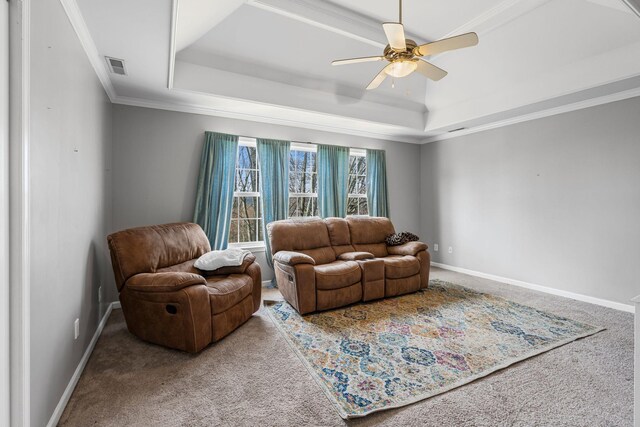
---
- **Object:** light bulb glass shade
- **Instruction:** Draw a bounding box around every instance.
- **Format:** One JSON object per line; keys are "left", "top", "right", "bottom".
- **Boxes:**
{"left": 385, "top": 60, "right": 417, "bottom": 78}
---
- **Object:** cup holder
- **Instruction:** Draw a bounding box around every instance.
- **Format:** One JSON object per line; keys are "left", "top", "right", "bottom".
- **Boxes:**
{"left": 165, "top": 304, "right": 178, "bottom": 315}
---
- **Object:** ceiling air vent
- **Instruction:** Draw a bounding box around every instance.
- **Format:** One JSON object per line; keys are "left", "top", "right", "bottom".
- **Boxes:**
{"left": 105, "top": 56, "right": 127, "bottom": 76}
{"left": 448, "top": 127, "right": 466, "bottom": 133}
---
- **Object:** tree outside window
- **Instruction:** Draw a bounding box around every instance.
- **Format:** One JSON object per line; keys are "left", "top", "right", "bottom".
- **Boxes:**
{"left": 289, "top": 148, "right": 318, "bottom": 217}
{"left": 347, "top": 153, "right": 368, "bottom": 215}
{"left": 229, "top": 142, "right": 262, "bottom": 244}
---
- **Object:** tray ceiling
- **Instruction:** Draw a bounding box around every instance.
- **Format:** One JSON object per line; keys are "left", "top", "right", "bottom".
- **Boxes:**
{"left": 74, "top": 0, "right": 640, "bottom": 143}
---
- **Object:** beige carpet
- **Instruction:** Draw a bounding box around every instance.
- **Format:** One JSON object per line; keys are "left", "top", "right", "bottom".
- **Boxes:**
{"left": 58, "top": 268, "right": 634, "bottom": 426}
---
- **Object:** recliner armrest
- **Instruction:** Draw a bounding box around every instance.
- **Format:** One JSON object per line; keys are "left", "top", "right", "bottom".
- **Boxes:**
{"left": 126, "top": 272, "right": 206, "bottom": 293}
{"left": 338, "top": 251, "right": 374, "bottom": 261}
{"left": 273, "top": 251, "right": 316, "bottom": 266}
{"left": 387, "top": 241, "right": 428, "bottom": 256}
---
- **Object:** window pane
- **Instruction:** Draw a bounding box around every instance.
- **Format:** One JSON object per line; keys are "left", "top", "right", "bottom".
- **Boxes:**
{"left": 299, "top": 197, "right": 310, "bottom": 216}
{"left": 347, "top": 197, "right": 358, "bottom": 215}
{"left": 358, "top": 197, "right": 368, "bottom": 216}
{"left": 288, "top": 172, "right": 296, "bottom": 192}
{"left": 238, "top": 196, "right": 259, "bottom": 219}
{"left": 238, "top": 146, "right": 257, "bottom": 169}
{"left": 228, "top": 220, "right": 238, "bottom": 243}
{"left": 358, "top": 156, "right": 366, "bottom": 175}
{"left": 348, "top": 174, "right": 356, "bottom": 195}
{"left": 357, "top": 176, "right": 366, "bottom": 195}
{"left": 236, "top": 169, "right": 257, "bottom": 192}
{"left": 303, "top": 172, "right": 313, "bottom": 194}
{"left": 349, "top": 156, "right": 357, "bottom": 174}
{"left": 311, "top": 172, "right": 317, "bottom": 193}
{"left": 258, "top": 219, "right": 263, "bottom": 241}
{"left": 232, "top": 197, "right": 238, "bottom": 218}
{"left": 289, "top": 197, "right": 298, "bottom": 217}
{"left": 291, "top": 151, "right": 304, "bottom": 172}
{"left": 302, "top": 152, "right": 315, "bottom": 174}
{"left": 239, "top": 219, "right": 257, "bottom": 242}
{"left": 294, "top": 172, "right": 304, "bottom": 193}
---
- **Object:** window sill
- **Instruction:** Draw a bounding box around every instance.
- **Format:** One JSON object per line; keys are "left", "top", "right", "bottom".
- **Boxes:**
{"left": 228, "top": 242, "right": 266, "bottom": 253}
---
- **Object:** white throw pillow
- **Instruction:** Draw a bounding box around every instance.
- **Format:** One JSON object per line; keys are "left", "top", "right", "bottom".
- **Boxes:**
{"left": 194, "top": 248, "right": 250, "bottom": 271}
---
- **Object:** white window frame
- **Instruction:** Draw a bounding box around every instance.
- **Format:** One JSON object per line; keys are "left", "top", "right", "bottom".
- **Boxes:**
{"left": 288, "top": 142, "right": 318, "bottom": 218}
{"left": 228, "top": 138, "right": 264, "bottom": 249}
{"left": 348, "top": 148, "right": 368, "bottom": 216}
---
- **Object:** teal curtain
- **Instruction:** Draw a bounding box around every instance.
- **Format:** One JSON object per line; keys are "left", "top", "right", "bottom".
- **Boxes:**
{"left": 193, "top": 131, "right": 238, "bottom": 249}
{"left": 256, "top": 138, "right": 290, "bottom": 268}
{"left": 317, "top": 144, "right": 349, "bottom": 218}
{"left": 366, "top": 149, "right": 390, "bottom": 217}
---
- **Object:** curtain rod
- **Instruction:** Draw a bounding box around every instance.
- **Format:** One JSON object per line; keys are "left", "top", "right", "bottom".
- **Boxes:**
{"left": 233, "top": 134, "right": 377, "bottom": 152}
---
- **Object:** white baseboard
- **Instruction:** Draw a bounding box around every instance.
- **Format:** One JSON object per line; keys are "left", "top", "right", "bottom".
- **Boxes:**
{"left": 431, "top": 262, "right": 635, "bottom": 313}
{"left": 46, "top": 301, "right": 118, "bottom": 427}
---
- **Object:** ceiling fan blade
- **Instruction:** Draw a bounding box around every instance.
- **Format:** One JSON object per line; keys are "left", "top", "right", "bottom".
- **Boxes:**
{"left": 382, "top": 22, "right": 406, "bottom": 51}
{"left": 366, "top": 64, "right": 392, "bottom": 90}
{"left": 416, "top": 32, "right": 479, "bottom": 56}
{"left": 415, "top": 59, "right": 448, "bottom": 81}
{"left": 331, "top": 56, "right": 385, "bottom": 66}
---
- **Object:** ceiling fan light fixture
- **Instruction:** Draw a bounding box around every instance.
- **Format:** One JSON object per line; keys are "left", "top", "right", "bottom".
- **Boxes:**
{"left": 385, "top": 60, "right": 417, "bottom": 78}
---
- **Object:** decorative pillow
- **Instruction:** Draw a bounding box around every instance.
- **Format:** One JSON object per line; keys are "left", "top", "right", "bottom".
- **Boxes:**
{"left": 385, "top": 231, "right": 420, "bottom": 246}
{"left": 194, "top": 248, "right": 250, "bottom": 271}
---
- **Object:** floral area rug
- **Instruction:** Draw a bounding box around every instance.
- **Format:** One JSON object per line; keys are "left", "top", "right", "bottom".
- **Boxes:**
{"left": 264, "top": 279, "right": 603, "bottom": 419}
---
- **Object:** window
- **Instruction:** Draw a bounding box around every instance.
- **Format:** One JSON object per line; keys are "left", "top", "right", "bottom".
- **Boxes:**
{"left": 229, "top": 141, "right": 368, "bottom": 245}
{"left": 229, "top": 138, "right": 262, "bottom": 244}
{"left": 347, "top": 150, "right": 368, "bottom": 215}
{"left": 289, "top": 145, "right": 318, "bottom": 217}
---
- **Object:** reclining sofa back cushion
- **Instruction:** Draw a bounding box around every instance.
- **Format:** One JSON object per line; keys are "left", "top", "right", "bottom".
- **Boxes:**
{"left": 346, "top": 216, "right": 395, "bottom": 257}
{"left": 107, "top": 222, "right": 211, "bottom": 291}
{"left": 324, "top": 217, "right": 355, "bottom": 256}
{"left": 268, "top": 218, "right": 336, "bottom": 265}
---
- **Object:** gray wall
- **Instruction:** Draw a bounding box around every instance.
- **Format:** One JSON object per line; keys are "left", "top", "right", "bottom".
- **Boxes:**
{"left": 420, "top": 96, "right": 640, "bottom": 305}
{"left": 112, "top": 105, "right": 422, "bottom": 283}
{"left": 29, "top": 1, "right": 113, "bottom": 425}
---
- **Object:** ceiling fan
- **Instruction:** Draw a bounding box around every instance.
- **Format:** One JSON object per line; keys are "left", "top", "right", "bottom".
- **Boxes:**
{"left": 331, "top": 0, "right": 479, "bottom": 90}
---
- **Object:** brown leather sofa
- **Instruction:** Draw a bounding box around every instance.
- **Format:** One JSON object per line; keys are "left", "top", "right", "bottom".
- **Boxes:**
{"left": 267, "top": 216, "right": 430, "bottom": 314}
{"left": 107, "top": 222, "right": 261, "bottom": 352}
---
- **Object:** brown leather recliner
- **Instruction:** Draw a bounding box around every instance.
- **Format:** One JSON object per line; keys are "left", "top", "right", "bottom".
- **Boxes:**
{"left": 267, "top": 216, "right": 430, "bottom": 314}
{"left": 107, "top": 222, "right": 261, "bottom": 352}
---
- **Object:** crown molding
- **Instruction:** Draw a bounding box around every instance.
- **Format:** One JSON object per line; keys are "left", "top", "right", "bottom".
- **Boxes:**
{"left": 112, "top": 94, "right": 423, "bottom": 144}
{"left": 59, "top": 0, "right": 117, "bottom": 101}
{"left": 422, "top": 86, "right": 640, "bottom": 144}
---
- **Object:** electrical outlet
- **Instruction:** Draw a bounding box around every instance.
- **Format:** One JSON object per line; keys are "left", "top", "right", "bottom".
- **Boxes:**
{"left": 433, "top": 244, "right": 439, "bottom": 252}
{"left": 98, "top": 286, "right": 102, "bottom": 303}
{"left": 448, "top": 246, "right": 453, "bottom": 254}
{"left": 74, "top": 318, "right": 80, "bottom": 340}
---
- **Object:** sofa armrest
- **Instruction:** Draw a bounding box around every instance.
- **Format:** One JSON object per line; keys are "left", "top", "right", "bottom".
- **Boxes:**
{"left": 126, "top": 272, "right": 206, "bottom": 293}
{"left": 387, "top": 241, "right": 428, "bottom": 256}
{"left": 273, "top": 251, "right": 316, "bottom": 266}
{"left": 338, "top": 251, "right": 374, "bottom": 261}
{"left": 199, "top": 253, "right": 256, "bottom": 276}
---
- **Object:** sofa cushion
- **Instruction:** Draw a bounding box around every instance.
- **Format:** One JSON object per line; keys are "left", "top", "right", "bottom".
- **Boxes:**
{"left": 382, "top": 255, "right": 421, "bottom": 279}
{"left": 314, "top": 260, "right": 361, "bottom": 290}
{"left": 324, "top": 217, "right": 355, "bottom": 256}
{"left": 205, "top": 274, "right": 253, "bottom": 315}
{"left": 346, "top": 217, "right": 395, "bottom": 257}
{"left": 108, "top": 222, "right": 211, "bottom": 291}
{"left": 346, "top": 216, "right": 395, "bottom": 243}
{"left": 268, "top": 218, "right": 336, "bottom": 264}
